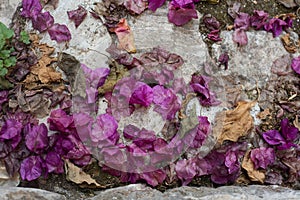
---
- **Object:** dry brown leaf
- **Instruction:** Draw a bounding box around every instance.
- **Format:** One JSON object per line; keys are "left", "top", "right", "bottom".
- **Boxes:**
{"left": 281, "top": 33, "right": 297, "bottom": 53}
{"left": 242, "top": 150, "right": 265, "bottom": 183}
{"left": 65, "top": 160, "right": 101, "bottom": 187}
{"left": 256, "top": 108, "right": 271, "bottom": 120}
{"left": 293, "top": 115, "right": 300, "bottom": 131}
{"left": 38, "top": 66, "right": 61, "bottom": 84}
{"left": 111, "top": 18, "right": 136, "bottom": 53}
{"left": 217, "top": 101, "right": 255, "bottom": 144}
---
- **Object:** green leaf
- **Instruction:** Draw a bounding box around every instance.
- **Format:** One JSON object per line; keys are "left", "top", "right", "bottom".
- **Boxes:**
{"left": 0, "top": 39, "right": 4, "bottom": 50}
{"left": 0, "top": 49, "right": 11, "bottom": 59}
{"left": 0, "top": 67, "right": 8, "bottom": 76}
{"left": 0, "top": 22, "right": 14, "bottom": 40}
{"left": 20, "top": 30, "right": 30, "bottom": 44}
{"left": 0, "top": 60, "right": 3, "bottom": 68}
{"left": 4, "top": 56, "right": 16, "bottom": 67}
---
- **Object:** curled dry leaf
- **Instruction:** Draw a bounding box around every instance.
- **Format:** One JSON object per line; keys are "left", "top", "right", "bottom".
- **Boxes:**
{"left": 110, "top": 18, "right": 136, "bottom": 53}
{"left": 217, "top": 101, "right": 256, "bottom": 144}
{"left": 65, "top": 160, "right": 101, "bottom": 188}
{"left": 241, "top": 150, "right": 265, "bottom": 183}
{"left": 281, "top": 33, "right": 298, "bottom": 53}
{"left": 0, "top": 161, "right": 20, "bottom": 186}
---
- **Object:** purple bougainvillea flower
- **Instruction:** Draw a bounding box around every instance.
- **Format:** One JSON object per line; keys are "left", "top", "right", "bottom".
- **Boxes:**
{"left": 207, "top": 29, "right": 222, "bottom": 42}
{"left": 175, "top": 158, "right": 198, "bottom": 185}
{"left": 45, "top": 151, "right": 64, "bottom": 174}
{"left": 234, "top": 12, "right": 250, "bottom": 30}
{"left": 153, "top": 85, "right": 181, "bottom": 120}
{"left": 48, "top": 23, "right": 72, "bottom": 42}
{"left": 202, "top": 14, "right": 220, "bottom": 31}
{"left": 21, "top": 0, "right": 42, "bottom": 19}
{"left": 91, "top": 114, "right": 119, "bottom": 147}
{"left": 250, "top": 10, "right": 269, "bottom": 30}
{"left": 189, "top": 116, "right": 210, "bottom": 149}
{"left": 47, "top": 109, "right": 74, "bottom": 133}
{"left": 262, "top": 130, "right": 285, "bottom": 145}
{"left": 124, "top": 0, "right": 147, "bottom": 14}
{"left": 190, "top": 74, "right": 221, "bottom": 106}
{"left": 218, "top": 52, "right": 229, "bottom": 70}
{"left": 264, "top": 18, "right": 288, "bottom": 37}
{"left": 73, "top": 112, "right": 93, "bottom": 141}
{"left": 233, "top": 28, "right": 248, "bottom": 46}
{"left": 148, "top": 0, "right": 166, "bottom": 11}
{"left": 24, "top": 123, "right": 49, "bottom": 154}
{"left": 129, "top": 82, "right": 153, "bottom": 107}
{"left": 167, "top": 0, "right": 198, "bottom": 26}
{"left": 280, "top": 118, "right": 299, "bottom": 142}
{"left": 262, "top": 118, "right": 299, "bottom": 149}
{"left": 67, "top": 6, "right": 87, "bottom": 28}
{"left": 250, "top": 147, "right": 275, "bottom": 169}
{"left": 291, "top": 56, "right": 300, "bottom": 75}
{"left": 0, "top": 119, "right": 23, "bottom": 140}
{"left": 32, "top": 11, "right": 54, "bottom": 32}
{"left": 81, "top": 64, "right": 110, "bottom": 103}
{"left": 20, "top": 156, "right": 43, "bottom": 181}
{"left": 140, "top": 169, "right": 166, "bottom": 186}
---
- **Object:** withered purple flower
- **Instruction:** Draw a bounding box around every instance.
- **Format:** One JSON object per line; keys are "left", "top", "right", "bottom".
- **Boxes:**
{"left": 32, "top": 11, "right": 54, "bottom": 32}
{"left": 250, "top": 147, "right": 275, "bottom": 169}
{"left": 48, "top": 23, "right": 72, "bottom": 42}
{"left": 250, "top": 10, "right": 269, "bottom": 30}
{"left": 67, "top": 6, "right": 87, "bottom": 28}
{"left": 167, "top": 0, "right": 198, "bottom": 26}
{"left": 21, "top": 0, "right": 42, "bottom": 19}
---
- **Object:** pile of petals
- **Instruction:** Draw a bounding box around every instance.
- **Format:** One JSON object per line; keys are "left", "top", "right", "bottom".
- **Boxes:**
{"left": 232, "top": 9, "right": 293, "bottom": 46}
{"left": 148, "top": 0, "right": 199, "bottom": 26}
{"left": 21, "top": 0, "right": 71, "bottom": 42}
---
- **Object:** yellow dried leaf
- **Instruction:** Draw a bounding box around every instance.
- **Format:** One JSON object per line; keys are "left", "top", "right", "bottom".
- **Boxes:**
{"left": 256, "top": 108, "right": 271, "bottom": 120}
{"left": 217, "top": 101, "right": 255, "bottom": 144}
{"left": 242, "top": 150, "right": 265, "bottom": 183}
{"left": 281, "top": 33, "right": 297, "bottom": 53}
{"left": 65, "top": 160, "right": 101, "bottom": 187}
{"left": 38, "top": 66, "right": 61, "bottom": 84}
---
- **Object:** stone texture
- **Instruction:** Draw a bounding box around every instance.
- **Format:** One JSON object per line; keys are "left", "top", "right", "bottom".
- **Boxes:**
{"left": 89, "top": 184, "right": 300, "bottom": 200}
{"left": 0, "top": 187, "right": 66, "bottom": 200}
{"left": 0, "top": 0, "right": 20, "bottom": 27}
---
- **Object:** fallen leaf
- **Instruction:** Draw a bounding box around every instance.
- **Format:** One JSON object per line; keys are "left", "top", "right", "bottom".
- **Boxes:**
{"left": 242, "top": 150, "right": 265, "bottom": 183}
{"left": 281, "top": 33, "right": 298, "bottom": 53}
{"left": 65, "top": 160, "right": 101, "bottom": 187}
{"left": 110, "top": 18, "right": 136, "bottom": 53}
{"left": 217, "top": 101, "right": 255, "bottom": 144}
{"left": 58, "top": 53, "right": 86, "bottom": 98}
{"left": 0, "top": 161, "right": 20, "bottom": 187}
{"left": 277, "top": 0, "right": 297, "bottom": 8}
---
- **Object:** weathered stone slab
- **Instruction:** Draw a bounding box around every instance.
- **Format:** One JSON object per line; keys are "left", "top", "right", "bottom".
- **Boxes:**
{"left": 0, "top": 187, "right": 66, "bottom": 200}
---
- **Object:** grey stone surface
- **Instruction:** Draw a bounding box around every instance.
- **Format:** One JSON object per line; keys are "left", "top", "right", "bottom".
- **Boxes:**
{"left": 0, "top": 187, "right": 66, "bottom": 200}
{"left": 89, "top": 184, "right": 300, "bottom": 200}
{"left": 0, "top": 0, "right": 20, "bottom": 27}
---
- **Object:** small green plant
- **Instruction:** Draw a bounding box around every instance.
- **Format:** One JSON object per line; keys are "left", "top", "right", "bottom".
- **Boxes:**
{"left": 0, "top": 22, "right": 16, "bottom": 77}
{"left": 20, "top": 30, "right": 30, "bottom": 45}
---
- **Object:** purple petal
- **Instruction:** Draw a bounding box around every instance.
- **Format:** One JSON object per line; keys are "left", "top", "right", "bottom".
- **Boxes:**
{"left": 48, "top": 23, "right": 72, "bottom": 43}
{"left": 207, "top": 29, "right": 222, "bottom": 42}
{"left": 234, "top": 12, "right": 250, "bottom": 30}
{"left": 262, "top": 130, "right": 285, "bottom": 145}
{"left": 250, "top": 147, "right": 275, "bottom": 169}
{"left": 264, "top": 18, "right": 287, "bottom": 37}
{"left": 32, "top": 11, "right": 54, "bottom": 32}
{"left": 140, "top": 169, "right": 166, "bottom": 186}
{"left": 129, "top": 82, "right": 153, "bottom": 107}
{"left": 291, "top": 56, "right": 300, "bottom": 75}
{"left": 280, "top": 118, "right": 299, "bottom": 142}
{"left": 153, "top": 85, "right": 181, "bottom": 120}
{"left": 175, "top": 158, "right": 197, "bottom": 185}
{"left": 233, "top": 28, "right": 248, "bottom": 46}
{"left": 47, "top": 109, "right": 74, "bottom": 133}
{"left": 148, "top": 0, "right": 166, "bottom": 11}
{"left": 20, "top": 156, "right": 43, "bottom": 181}
{"left": 21, "top": 0, "right": 42, "bottom": 19}
{"left": 202, "top": 14, "right": 220, "bottom": 31}
{"left": 45, "top": 151, "right": 64, "bottom": 174}
{"left": 250, "top": 10, "right": 269, "bottom": 30}
{"left": 24, "top": 123, "right": 49, "bottom": 154}
{"left": 167, "top": 1, "right": 198, "bottom": 26}
{"left": 0, "top": 119, "right": 22, "bottom": 140}
{"left": 189, "top": 116, "right": 210, "bottom": 149}
{"left": 67, "top": 6, "right": 87, "bottom": 28}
